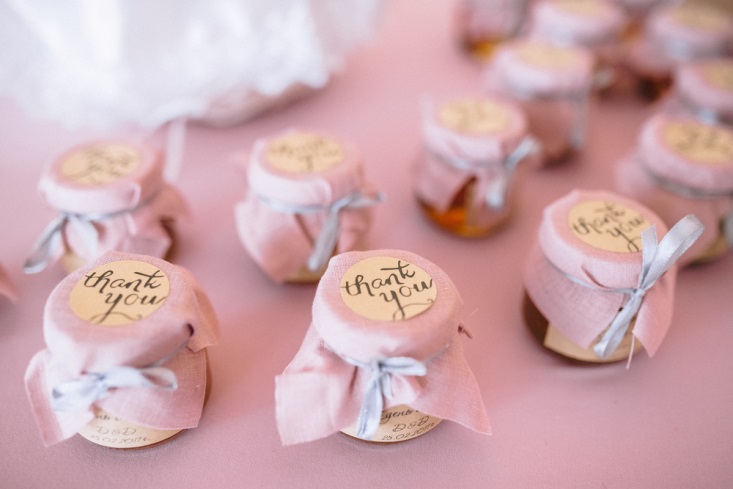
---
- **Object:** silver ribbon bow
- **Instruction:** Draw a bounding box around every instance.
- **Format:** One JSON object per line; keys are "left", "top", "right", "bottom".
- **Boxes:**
{"left": 24, "top": 213, "right": 100, "bottom": 274}
{"left": 51, "top": 365, "right": 178, "bottom": 412}
{"left": 258, "top": 190, "right": 385, "bottom": 272}
{"left": 339, "top": 355, "right": 427, "bottom": 440}
{"left": 593, "top": 214, "right": 704, "bottom": 359}
{"left": 438, "top": 136, "right": 540, "bottom": 211}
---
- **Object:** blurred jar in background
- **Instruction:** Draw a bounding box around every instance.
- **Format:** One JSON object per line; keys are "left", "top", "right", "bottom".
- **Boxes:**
{"left": 455, "top": 0, "right": 531, "bottom": 62}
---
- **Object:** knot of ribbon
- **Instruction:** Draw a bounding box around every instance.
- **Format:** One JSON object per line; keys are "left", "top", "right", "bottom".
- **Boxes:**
{"left": 258, "top": 190, "right": 385, "bottom": 272}
{"left": 592, "top": 214, "right": 704, "bottom": 359}
{"left": 438, "top": 136, "right": 540, "bottom": 211}
{"left": 339, "top": 355, "right": 427, "bottom": 441}
{"left": 51, "top": 365, "right": 178, "bottom": 412}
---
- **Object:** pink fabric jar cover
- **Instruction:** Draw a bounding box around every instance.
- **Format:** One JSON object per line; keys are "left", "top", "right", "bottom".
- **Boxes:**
{"left": 524, "top": 189, "right": 703, "bottom": 359}
{"left": 415, "top": 95, "right": 537, "bottom": 213}
{"left": 528, "top": 0, "right": 627, "bottom": 49}
{"left": 615, "top": 114, "right": 733, "bottom": 264}
{"left": 235, "top": 129, "right": 383, "bottom": 283}
{"left": 625, "top": 3, "right": 733, "bottom": 77}
{"left": 25, "top": 251, "right": 219, "bottom": 446}
{"left": 0, "top": 263, "right": 18, "bottom": 302}
{"left": 675, "top": 58, "right": 733, "bottom": 123}
{"left": 24, "top": 141, "right": 187, "bottom": 273}
{"left": 275, "top": 249, "right": 491, "bottom": 445}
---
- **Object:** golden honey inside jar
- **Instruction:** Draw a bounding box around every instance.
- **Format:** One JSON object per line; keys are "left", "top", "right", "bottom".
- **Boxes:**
{"left": 454, "top": 0, "right": 529, "bottom": 63}
{"left": 417, "top": 96, "right": 531, "bottom": 237}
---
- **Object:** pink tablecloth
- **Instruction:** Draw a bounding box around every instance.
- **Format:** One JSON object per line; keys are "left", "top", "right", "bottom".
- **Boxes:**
{"left": 1, "top": 1, "right": 731, "bottom": 487}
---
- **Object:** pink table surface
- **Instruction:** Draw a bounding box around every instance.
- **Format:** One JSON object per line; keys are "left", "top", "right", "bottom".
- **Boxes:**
{"left": 1, "top": 1, "right": 732, "bottom": 487}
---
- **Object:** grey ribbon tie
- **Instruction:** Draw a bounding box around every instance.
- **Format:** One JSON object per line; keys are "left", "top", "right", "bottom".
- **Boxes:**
{"left": 593, "top": 214, "right": 704, "bottom": 359}
{"left": 51, "top": 365, "right": 178, "bottom": 412}
{"left": 258, "top": 190, "right": 385, "bottom": 272}
{"left": 340, "top": 355, "right": 427, "bottom": 441}
{"left": 24, "top": 213, "right": 100, "bottom": 274}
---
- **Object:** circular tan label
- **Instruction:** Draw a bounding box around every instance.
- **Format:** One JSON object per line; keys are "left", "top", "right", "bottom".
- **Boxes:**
{"left": 567, "top": 200, "right": 650, "bottom": 253}
{"left": 663, "top": 121, "right": 733, "bottom": 165}
{"left": 340, "top": 256, "right": 437, "bottom": 322}
{"left": 671, "top": 5, "right": 728, "bottom": 31}
{"left": 69, "top": 260, "right": 170, "bottom": 326}
{"left": 60, "top": 143, "right": 141, "bottom": 186}
{"left": 438, "top": 98, "right": 510, "bottom": 135}
{"left": 555, "top": 0, "right": 605, "bottom": 17}
{"left": 341, "top": 405, "right": 441, "bottom": 443}
{"left": 517, "top": 43, "right": 581, "bottom": 70}
{"left": 704, "top": 63, "right": 733, "bottom": 91}
{"left": 266, "top": 133, "right": 344, "bottom": 174}
{"left": 78, "top": 407, "right": 180, "bottom": 448}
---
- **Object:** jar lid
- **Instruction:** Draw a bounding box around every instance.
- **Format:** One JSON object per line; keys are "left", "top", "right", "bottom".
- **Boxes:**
{"left": 422, "top": 95, "right": 529, "bottom": 164}
{"left": 247, "top": 129, "right": 364, "bottom": 206}
{"left": 648, "top": 3, "right": 733, "bottom": 59}
{"left": 676, "top": 58, "right": 733, "bottom": 119}
{"left": 39, "top": 141, "right": 164, "bottom": 215}
{"left": 538, "top": 189, "right": 668, "bottom": 290}
{"left": 638, "top": 113, "right": 733, "bottom": 192}
{"left": 312, "top": 249, "right": 462, "bottom": 363}
{"left": 530, "top": 0, "right": 627, "bottom": 47}
{"left": 490, "top": 38, "right": 595, "bottom": 97}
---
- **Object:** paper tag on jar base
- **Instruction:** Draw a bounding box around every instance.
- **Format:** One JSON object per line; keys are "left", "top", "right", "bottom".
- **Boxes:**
{"left": 544, "top": 323, "right": 642, "bottom": 363}
{"left": 567, "top": 200, "right": 650, "bottom": 253}
{"left": 78, "top": 407, "right": 181, "bottom": 449}
{"left": 341, "top": 405, "right": 441, "bottom": 443}
{"left": 61, "top": 143, "right": 141, "bottom": 186}
{"left": 266, "top": 132, "right": 344, "bottom": 174}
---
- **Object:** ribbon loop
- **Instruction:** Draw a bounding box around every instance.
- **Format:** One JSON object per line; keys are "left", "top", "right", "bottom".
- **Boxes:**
{"left": 24, "top": 214, "right": 99, "bottom": 274}
{"left": 340, "top": 355, "right": 427, "bottom": 440}
{"left": 52, "top": 365, "right": 178, "bottom": 412}
{"left": 593, "top": 215, "right": 704, "bottom": 359}
{"left": 257, "top": 190, "right": 385, "bottom": 272}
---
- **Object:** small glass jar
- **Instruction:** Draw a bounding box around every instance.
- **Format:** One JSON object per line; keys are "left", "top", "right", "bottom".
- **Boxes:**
{"left": 275, "top": 250, "right": 491, "bottom": 445}
{"left": 235, "top": 130, "right": 383, "bottom": 284}
{"left": 415, "top": 95, "right": 537, "bottom": 237}
{"left": 671, "top": 58, "right": 733, "bottom": 126}
{"left": 455, "top": 0, "right": 531, "bottom": 62}
{"left": 485, "top": 38, "right": 594, "bottom": 164}
{"left": 523, "top": 189, "right": 702, "bottom": 363}
{"left": 625, "top": 3, "right": 733, "bottom": 102}
{"left": 24, "top": 251, "right": 219, "bottom": 448}
{"left": 615, "top": 114, "right": 733, "bottom": 265}
{"left": 527, "top": 0, "right": 628, "bottom": 91}
{"left": 24, "top": 141, "right": 186, "bottom": 274}
{"left": 0, "top": 263, "right": 18, "bottom": 303}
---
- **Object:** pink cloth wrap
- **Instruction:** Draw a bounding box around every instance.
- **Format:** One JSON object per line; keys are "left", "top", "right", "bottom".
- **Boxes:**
{"left": 528, "top": 0, "right": 626, "bottom": 48}
{"left": 625, "top": 4, "right": 733, "bottom": 77}
{"left": 524, "top": 190, "right": 677, "bottom": 356}
{"left": 275, "top": 249, "right": 491, "bottom": 445}
{"left": 33, "top": 141, "right": 186, "bottom": 268}
{"left": 235, "top": 130, "right": 378, "bottom": 282}
{"left": 615, "top": 114, "right": 733, "bottom": 264}
{"left": 0, "top": 263, "right": 18, "bottom": 302}
{"left": 485, "top": 38, "right": 595, "bottom": 98}
{"left": 415, "top": 96, "right": 529, "bottom": 212}
{"left": 675, "top": 59, "right": 733, "bottom": 122}
{"left": 24, "top": 252, "right": 219, "bottom": 447}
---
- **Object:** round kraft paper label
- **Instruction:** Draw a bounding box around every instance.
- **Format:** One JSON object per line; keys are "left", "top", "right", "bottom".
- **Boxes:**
{"left": 70, "top": 260, "right": 170, "bottom": 326}
{"left": 78, "top": 406, "right": 181, "bottom": 449}
{"left": 517, "top": 43, "right": 581, "bottom": 70}
{"left": 60, "top": 143, "right": 141, "bottom": 186}
{"left": 671, "top": 5, "right": 728, "bottom": 32}
{"left": 704, "top": 63, "right": 733, "bottom": 92}
{"left": 663, "top": 121, "right": 733, "bottom": 166}
{"left": 556, "top": 0, "right": 605, "bottom": 18}
{"left": 341, "top": 405, "right": 442, "bottom": 443}
{"left": 340, "top": 256, "right": 437, "bottom": 322}
{"left": 438, "top": 98, "right": 510, "bottom": 135}
{"left": 266, "top": 132, "right": 344, "bottom": 174}
{"left": 567, "top": 200, "right": 650, "bottom": 253}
